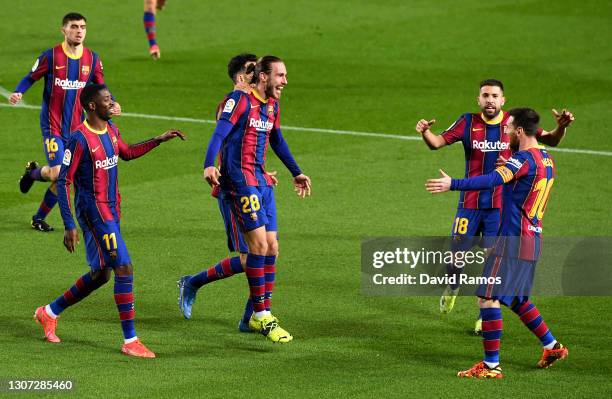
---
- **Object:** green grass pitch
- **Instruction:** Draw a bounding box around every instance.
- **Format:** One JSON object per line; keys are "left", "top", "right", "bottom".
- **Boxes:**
{"left": 1, "top": 0, "right": 611, "bottom": 397}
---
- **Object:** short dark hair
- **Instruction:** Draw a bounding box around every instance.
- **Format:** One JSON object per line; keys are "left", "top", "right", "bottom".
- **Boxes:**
{"left": 63, "top": 12, "right": 86, "bottom": 26}
{"left": 80, "top": 84, "right": 107, "bottom": 112}
{"left": 509, "top": 107, "right": 540, "bottom": 136}
{"left": 253, "top": 55, "right": 283, "bottom": 84}
{"left": 480, "top": 78, "right": 504, "bottom": 92}
{"left": 227, "top": 53, "right": 257, "bottom": 83}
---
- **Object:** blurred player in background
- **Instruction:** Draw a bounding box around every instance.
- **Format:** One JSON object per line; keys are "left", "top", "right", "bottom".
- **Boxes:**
{"left": 10, "top": 12, "right": 121, "bottom": 232}
{"left": 178, "top": 53, "right": 263, "bottom": 333}
{"left": 143, "top": 0, "right": 166, "bottom": 60}
{"left": 426, "top": 107, "right": 568, "bottom": 379}
{"left": 33, "top": 84, "right": 184, "bottom": 357}
{"left": 415, "top": 79, "right": 574, "bottom": 333}
{"left": 197, "top": 55, "right": 311, "bottom": 343}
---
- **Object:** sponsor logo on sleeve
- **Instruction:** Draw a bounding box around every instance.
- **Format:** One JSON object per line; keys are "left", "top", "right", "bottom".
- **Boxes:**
{"left": 507, "top": 157, "right": 523, "bottom": 169}
{"left": 31, "top": 58, "right": 39, "bottom": 72}
{"left": 223, "top": 99, "right": 236, "bottom": 113}
{"left": 62, "top": 149, "right": 72, "bottom": 166}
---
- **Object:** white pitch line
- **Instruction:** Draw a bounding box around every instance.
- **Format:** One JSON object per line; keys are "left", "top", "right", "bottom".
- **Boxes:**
{"left": 1, "top": 102, "right": 611, "bottom": 157}
{"left": 0, "top": 85, "right": 28, "bottom": 106}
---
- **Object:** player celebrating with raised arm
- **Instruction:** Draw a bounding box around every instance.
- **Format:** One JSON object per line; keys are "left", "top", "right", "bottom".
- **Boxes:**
{"left": 178, "top": 53, "right": 263, "bottom": 331}
{"left": 415, "top": 79, "right": 574, "bottom": 332}
{"left": 426, "top": 108, "right": 568, "bottom": 379}
{"left": 11, "top": 12, "right": 121, "bottom": 232}
{"left": 199, "top": 55, "right": 310, "bottom": 343}
{"left": 33, "top": 84, "right": 184, "bottom": 358}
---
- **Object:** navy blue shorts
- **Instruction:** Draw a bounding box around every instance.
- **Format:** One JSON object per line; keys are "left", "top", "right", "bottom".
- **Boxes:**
{"left": 43, "top": 135, "right": 65, "bottom": 167}
{"left": 81, "top": 219, "right": 132, "bottom": 270}
{"left": 476, "top": 254, "right": 536, "bottom": 306}
{"left": 450, "top": 208, "right": 501, "bottom": 250}
{"left": 223, "top": 185, "right": 277, "bottom": 233}
{"left": 217, "top": 192, "right": 249, "bottom": 253}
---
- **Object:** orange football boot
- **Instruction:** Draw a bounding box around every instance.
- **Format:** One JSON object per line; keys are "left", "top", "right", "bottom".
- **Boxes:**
{"left": 121, "top": 339, "right": 156, "bottom": 358}
{"left": 537, "top": 342, "right": 568, "bottom": 369}
{"left": 457, "top": 361, "right": 503, "bottom": 379}
{"left": 34, "top": 306, "right": 60, "bottom": 343}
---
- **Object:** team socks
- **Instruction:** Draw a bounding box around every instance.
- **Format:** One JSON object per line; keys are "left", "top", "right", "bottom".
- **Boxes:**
{"left": 242, "top": 298, "right": 253, "bottom": 324}
{"left": 511, "top": 300, "right": 556, "bottom": 348}
{"left": 33, "top": 187, "right": 57, "bottom": 220}
{"left": 188, "top": 257, "right": 243, "bottom": 289}
{"left": 29, "top": 167, "right": 45, "bottom": 182}
{"left": 480, "top": 307, "right": 503, "bottom": 368}
{"left": 143, "top": 12, "right": 157, "bottom": 47}
{"left": 264, "top": 256, "right": 276, "bottom": 311}
{"left": 48, "top": 272, "right": 106, "bottom": 316}
{"left": 245, "top": 254, "right": 266, "bottom": 314}
{"left": 114, "top": 275, "right": 137, "bottom": 342}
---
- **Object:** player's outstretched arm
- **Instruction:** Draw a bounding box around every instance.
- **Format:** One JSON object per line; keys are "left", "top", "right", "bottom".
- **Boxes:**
{"left": 426, "top": 168, "right": 507, "bottom": 194}
{"left": 155, "top": 129, "right": 186, "bottom": 142}
{"left": 293, "top": 174, "right": 311, "bottom": 198}
{"left": 538, "top": 109, "right": 575, "bottom": 147}
{"left": 118, "top": 129, "right": 185, "bottom": 160}
{"left": 416, "top": 119, "right": 446, "bottom": 150}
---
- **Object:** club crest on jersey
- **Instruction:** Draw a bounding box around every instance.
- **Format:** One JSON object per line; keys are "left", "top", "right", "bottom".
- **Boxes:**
{"left": 249, "top": 118, "right": 273, "bottom": 132}
{"left": 62, "top": 149, "right": 72, "bottom": 166}
{"left": 81, "top": 65, "right": 90, "bottom": 75}
{"left": 268, "top": 105, "right": 274, "bottom": 115}
{"left": 223, "top": 99, "right": 236, "bottom": 113}
{"left": 95, "top": 154, "right": 119, "bottom": 170}
{"left": 472, "top": 140, "right": 510, "bottom": 152}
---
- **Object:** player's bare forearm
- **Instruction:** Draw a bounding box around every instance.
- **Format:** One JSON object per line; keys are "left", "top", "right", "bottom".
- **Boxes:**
{"left": 416, "top": 119, "right": 446, "bottom": 150}
{"left": 539, "top": 109, "right": 575, "bottom": 147}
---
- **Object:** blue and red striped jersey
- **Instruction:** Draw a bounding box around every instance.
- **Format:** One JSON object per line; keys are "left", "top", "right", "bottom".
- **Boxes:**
{"left": 14, "top": 43, "right": 105, "bottom": 139}
{"left": 441, "top": 112, "right": 512, "bottom": 209}
{"left": 494, "top": 147, "right": 555, "bottom": 260}
{"left": 217, "top": 90, "right": 279, "bottom": 188}
{"left": 57, "top": 121, "right": 160, "bottom": 230}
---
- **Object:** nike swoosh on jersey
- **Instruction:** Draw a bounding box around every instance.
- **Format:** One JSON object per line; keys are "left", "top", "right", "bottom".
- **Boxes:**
{"left": 55, "top": 65, "right": 66, "bottom": 70}
{"left": 472, "top": 128, "right": 484, "bottom": 131}
{"left": 91, "top": 146, "right": 100, "bottom": 153}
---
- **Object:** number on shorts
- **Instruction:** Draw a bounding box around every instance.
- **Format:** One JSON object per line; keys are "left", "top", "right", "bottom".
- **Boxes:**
{"left": 454, "top": 217, "right": 469, "bottom": 235}
{"left": 240, "top": 195, "right": 261, "bottom": 213}
{"left": 45, "top": 138, "right": 59, "bottom": 153}
{"left": 103, "top": 233, "right": 117, "bottom": 251}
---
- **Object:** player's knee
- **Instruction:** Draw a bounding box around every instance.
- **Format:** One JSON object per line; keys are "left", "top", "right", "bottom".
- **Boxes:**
{"left": 144, "top": 0, "right": 156, "bottom": 12}
{"left": 47, "top": 166, "right": 60, "bottom": 182}
{"left": 239, "top": 253, "right": 248, "bottom": 268}
{"left": 266, "top": 240, "right": 279, "bottom": 256}
{"left": 249, "top": 240, "right": 268, "bottom": 255}
{"left": 114, "top": 265, "right": 133, "bottom": 276}
{"left": 90, "top": 269, "right": 112, "bottom": 284}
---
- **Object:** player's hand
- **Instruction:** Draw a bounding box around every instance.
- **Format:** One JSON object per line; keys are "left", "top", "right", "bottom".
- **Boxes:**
{"left": 63, "top": 228, "right": 80, "bottom": 253}
{"left": 293, "top": 174, "right": 311, "bottom": 198}
{"left": 204, "top": 166, "right": 221, "bottom": 187}
{"left": 156, "top": 129, "right": 186, "bottom": 142}
{"left": 552, "top": 109, "right": 575, "bottom": 129}
{"left": 9, "top": 92, "right": 22, "bottom": 105}
{"left": 496, "top": 155, "right": 508, "bottom": 168}
{"left": 416, "top": 119, "right": 436, "bottom": 134}
{"left": 110, "top": 101, "right": 122, "bottom": 116}
{"left": 266, "top": 170, "right": 279, "bottom": 186}
{"left": 157, "top": 0, "right": 167, "bottom": 10}
{"left": 425, "top": 169, "right": 452, "bottom": 194}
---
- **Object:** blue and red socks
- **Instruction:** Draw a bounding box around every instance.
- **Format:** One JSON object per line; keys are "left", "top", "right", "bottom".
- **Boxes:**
{"left": 143, "top": 12, "right": 157, "bottom": 47}
{"left": 245, "top": 254, "right": 266, "bottom": 315}
{"left": 47, "top": 272, "right": 106, "bottom": 316}
{"left": 33, "top": 187, "right": 57, "bottom": 220}
{"left": 511, "top": 300, "right": 556, "bottom": 349}
{"left": 188, "top": 257, "right": 243, "bottom": 289}
{"left": 29, "top": 167, "right": 45, "bottom": 182}
{"left": 264, "top": 256, "right": 276, "bottom": 311}
{"left": 480, "top": 307, "right": 503, "bottom": 368}
{"left": 114, "top": 275, "right": 137, "bottom": 343}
